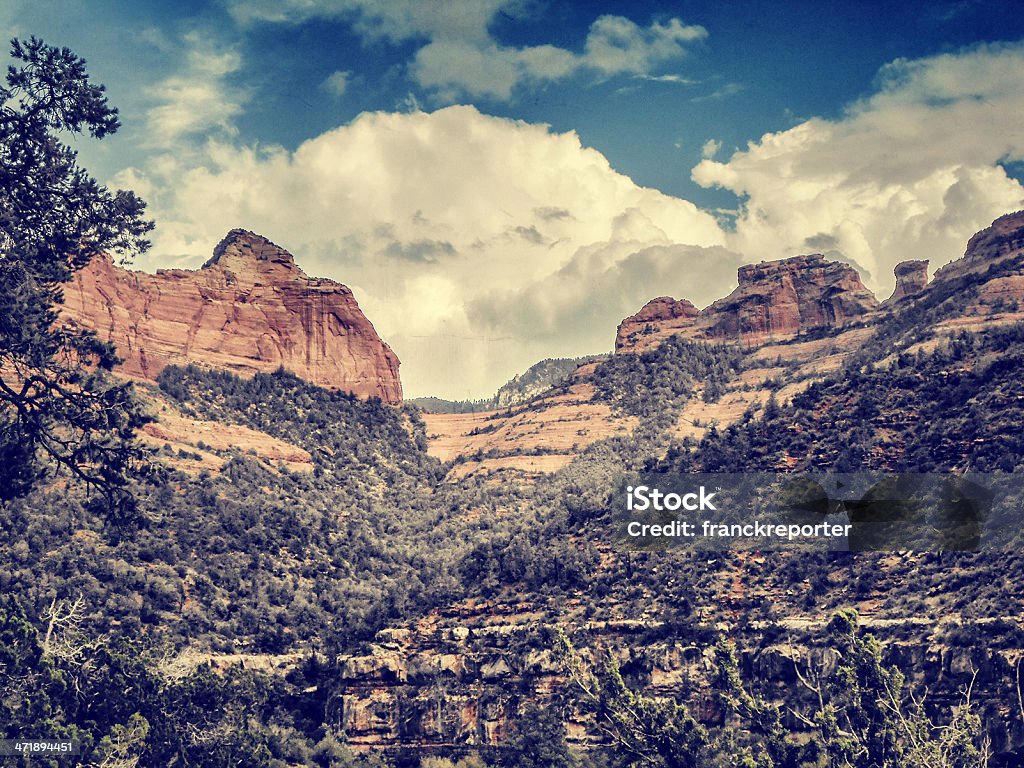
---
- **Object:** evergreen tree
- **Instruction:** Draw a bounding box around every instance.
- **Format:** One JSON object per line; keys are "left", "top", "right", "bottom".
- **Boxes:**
{"left": 0, "top": 37, "right": 153, "bottom": 520}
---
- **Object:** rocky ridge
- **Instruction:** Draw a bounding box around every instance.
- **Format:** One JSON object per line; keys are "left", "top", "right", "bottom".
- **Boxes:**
{"left": 931, "top": 210, "right": 1024, "bottom": 314}
{"left": 432, "top": 212, "right": 1024, "bottom": 479}
{"left": 494, "top": 356, "right": 603, "bottom": 408}
{"left": 61, "top": 229, "right": 403, "bottom": 403}
{"left": 616, "top": 254, "right": 879, "bottom": 353}
{"left": 934, "top": 210, "right": 1024, "bottom": 283}
{"left": 616, "top": 212, "right": 1024, "bottom": 355}
{"left": 329, "top": 616, "right": 1023, "bottom": 754}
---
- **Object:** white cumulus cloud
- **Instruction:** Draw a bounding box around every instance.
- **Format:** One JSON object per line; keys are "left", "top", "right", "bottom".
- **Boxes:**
{"left": 226, "top": 0, "right": 705, "bottom": 101}
{"left": 582, "top": 15, "right": 706, "bottom": 76}
{"left": 692, "top": 42, "right": 1024, "bottom": 293}
{"left": 143, "top": 32, "right": 246, "bottom": 147}
{"left": 126, "top": 106, "right": 729, "bottom": 398}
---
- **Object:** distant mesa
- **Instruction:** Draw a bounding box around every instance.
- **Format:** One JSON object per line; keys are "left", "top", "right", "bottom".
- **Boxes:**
{"left": 699, "top": 254, "right": 878, "bottom": 343}
{"left": 616, "top": 210, "right": 1024, "bottom": 355}
{"left": 616, "top": 253, "right": 878, "bottom": 353}
{"left": 61, "top": 229, "right": 403, "bottom": 404}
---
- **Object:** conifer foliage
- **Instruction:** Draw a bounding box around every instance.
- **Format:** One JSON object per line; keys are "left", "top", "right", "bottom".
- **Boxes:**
{"left": 0, "top": 37, "right": 153, "bottom": 520}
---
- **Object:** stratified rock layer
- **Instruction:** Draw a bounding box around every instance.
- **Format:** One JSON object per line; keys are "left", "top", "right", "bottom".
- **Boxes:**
{"left": 698, "top": 254, "right": 879, "bottom": 342}
{"left": 62, "top": 229, "right": 403, "bottom": 403}
{"left": 615, "top": 254, "right": 878, "bottom": 352}
{"left": 615, "top": 297, "right": 699, "bottom": 352}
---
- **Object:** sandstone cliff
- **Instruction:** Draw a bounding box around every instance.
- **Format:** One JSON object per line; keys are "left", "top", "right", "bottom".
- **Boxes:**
{"left": 615, "top": 254, "right": 878, "bottom": 353}
{"left": 62, "top": 229, "right": 403, "bottom": 403}
{"left": 886, "top": 259, "right": 929, "bottom": 304}
{"left": 931, "top": 210, "right": 1024, "bottom": 312}
{"left": 698, "top": 254, "right": 879, "bottom": 343}
{"left": 933, "top": 210, "right": 1024, "bottom": 284}
{"left": 615, "top": 297, "right": 699, "bottom": 353}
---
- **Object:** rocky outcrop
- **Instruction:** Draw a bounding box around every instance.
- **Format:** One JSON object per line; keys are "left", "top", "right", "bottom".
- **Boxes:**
{"left": 933, "top": 210, "right": 1024, "bottom": 284}
{"left": 886, "top": 260, "right": 929, "bottom": 303}
{"left": 61, "top": 229, "right": 403, "bottom": 403}
{"left": 328, "top": 620, "right": 1024, "bottom": 756}
{"left": 614, "top": 255, "right": 878, "bottom": 352}
{"left": 698, "top": 255, "right": 879, "bottom": 343}
{"left": 928, "top": 210, "right": 1024, "bottom": 312}
{"left": 615, "top": 297, "right": 699, "bottom": 353}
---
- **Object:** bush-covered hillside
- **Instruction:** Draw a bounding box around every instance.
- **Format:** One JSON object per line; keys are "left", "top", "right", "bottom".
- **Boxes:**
{"left": 591, "top": 336, "right": 745, "bottom": 421}
{"left": 3, "top": 367, "right": 479, "bottom": 654}
{"left": 7, "top": 280, "right": 1024, "bottom": 764}
{"left": 666, "top": 323, "right": 1024, "bottom": 474}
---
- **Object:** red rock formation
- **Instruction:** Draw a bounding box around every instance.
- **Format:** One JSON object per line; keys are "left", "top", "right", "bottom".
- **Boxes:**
{"left": 615, "top": 297, "right": 699, "bottom": 352}
{"left": 697, "top": 254, "right": 878, "bottom": 343}
{"left": 886, "top": 260, "right": 929, "bottom": 303}
{"left": 614, "top": 255, "right": 878, "bottom": 353}
{"left": 933, "top": 210, "right": 1024, "bottom": 284}
{"left": 924, "top": 211, "right": 1024, "bottom": 314}
{"left": 61, "top": 229, "right": 403, "bottom": 403}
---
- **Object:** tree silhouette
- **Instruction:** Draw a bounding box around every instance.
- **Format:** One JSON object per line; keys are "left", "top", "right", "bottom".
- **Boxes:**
{"left": 0, "top": 37, "right": 153, "bottom": 522}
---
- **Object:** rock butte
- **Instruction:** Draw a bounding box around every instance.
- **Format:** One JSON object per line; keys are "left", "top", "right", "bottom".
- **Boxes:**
{"left": 617, "top": 212, "right": 1024, "bottom": 354}
{"left": 614, "top": 296, "right": 699, "bottom": 353}
{"left": 887, "top": 260, "right": 929, "bottom": 304}
{"left": 701, "top": 254, "right": 879, "bottom": 342}
{"left": 616, "top": 253, "right": 879, "bottom": 353}
{"left": 61, "top": 229, "right": 403, "bottom": 404}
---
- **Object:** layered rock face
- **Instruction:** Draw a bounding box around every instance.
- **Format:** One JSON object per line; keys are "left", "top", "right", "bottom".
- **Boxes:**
{"left": 614, "top": 255, "right": 878, "bottom": 352}
{"left": 62, "top": 230, "right": 403, "bottom": 403}
{"left": 930, "top": 211, "right": 1024, "bottom": 310}
{"left": 886, "top": 260, "right": 929, "bottom": 303}
{"left": 933, "top": 210, "right": 1024, "bottom": 283}
{"left": 329, "top": 620, "right": 1023, "bottom": 755}
{"left": 615, "top": 297, "right": 699, "bottom": 352}
{"left": 699, "top": 254, "right": 879, "bottom": 342}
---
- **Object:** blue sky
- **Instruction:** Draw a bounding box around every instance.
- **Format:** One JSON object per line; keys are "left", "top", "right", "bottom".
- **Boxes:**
{"left": 6, "top": 1, "right": 1024, "bottom": 397}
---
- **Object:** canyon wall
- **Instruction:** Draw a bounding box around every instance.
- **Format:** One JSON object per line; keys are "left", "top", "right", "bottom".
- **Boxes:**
{"left": 62, "top": 229, "right": 403, "bottom": 403}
